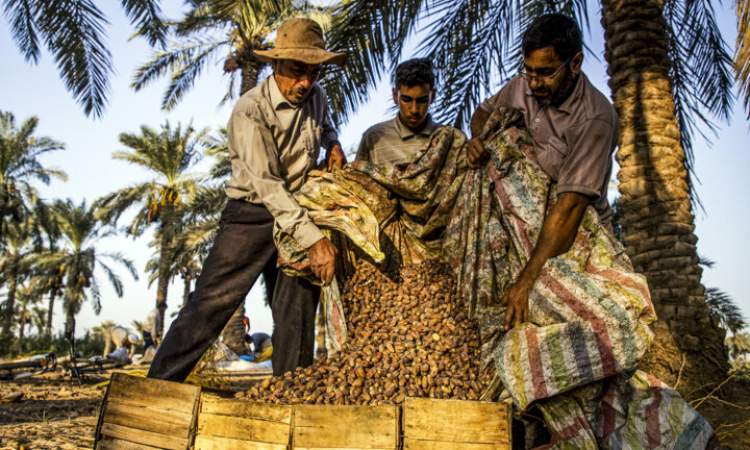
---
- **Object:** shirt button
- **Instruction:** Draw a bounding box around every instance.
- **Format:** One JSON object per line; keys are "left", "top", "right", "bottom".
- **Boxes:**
{"left": 535, "top": 118, "right": 540, "bottom": 123}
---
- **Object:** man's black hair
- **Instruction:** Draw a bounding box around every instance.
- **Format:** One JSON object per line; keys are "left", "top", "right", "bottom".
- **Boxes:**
{"left": 394, "top": 58, "right": 435, "bottom": 89}
{"left": 522, "top": 14, "right": 582, "bottom": 60}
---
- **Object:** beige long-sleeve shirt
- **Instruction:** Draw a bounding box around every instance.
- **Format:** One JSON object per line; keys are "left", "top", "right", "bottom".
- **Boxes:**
{"left": 226, "top": 75, "right": 339, "bottom": 249}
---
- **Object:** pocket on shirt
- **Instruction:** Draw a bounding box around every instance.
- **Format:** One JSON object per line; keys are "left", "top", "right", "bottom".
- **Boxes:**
{"left": 538, "top": 136, "right": 569, "bottom": 177}
{"left": 309, "top": 125, "right": 323, "bottom": 159}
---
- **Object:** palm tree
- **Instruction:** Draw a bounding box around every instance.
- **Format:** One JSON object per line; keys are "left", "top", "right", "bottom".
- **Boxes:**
{"left": 14, "top": 283, "right": 41, "bottom": 346}
{"left": 600, "top": 0, "right": 736, "bottom": 393}
{"left": 736, "top": 0, "right": 750, "bottom": 117}
{"left": 0, "top": 111, "right": 66, "bottom": 240}
{"left": 0, "top": 220, "right": 37, "bottom": 353}
{"left": 131, "top": 0, "right": 387, "bottom": 124}
{"left": 1, "top": 0, "right": 166, "bottom": 117}
{"left": 30, "top": 305, "right": 47, "bottom": 337}
{"left": 34, "top": 199, "right": 138, "bottom": 340}
{"left": 97, "top": 121, "right": 206, "bottom": 340}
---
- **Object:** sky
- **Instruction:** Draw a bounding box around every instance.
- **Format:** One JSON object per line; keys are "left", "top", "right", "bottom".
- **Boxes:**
{"left": 1, "top": 2, "right": 748, "bottom": 338}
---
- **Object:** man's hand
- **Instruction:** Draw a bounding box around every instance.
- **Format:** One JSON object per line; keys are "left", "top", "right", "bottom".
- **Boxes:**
{"left": 467, "top": 137, "right": 488, "bottom": 168}
{"left": 309, "top": 237, "right": 337, "bottom": 284}
{"left": 326, "top": 143, "right": 346, "bottom": 171}
{"left": 503, "top": 277, "right": 533, "bottom": 331}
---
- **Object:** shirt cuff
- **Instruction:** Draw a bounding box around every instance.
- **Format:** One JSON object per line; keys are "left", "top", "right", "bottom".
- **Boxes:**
{"left": 294, "top": 220, "right": 325, "bottom": 249}
{"left": 557, "top": 183, "right": 601, "bottom": 199}
{"left": 478, "top": 100, "right": 493, "bottom": 113}
{"left": 321, "top": 132, "right": 340, "bottom": 152}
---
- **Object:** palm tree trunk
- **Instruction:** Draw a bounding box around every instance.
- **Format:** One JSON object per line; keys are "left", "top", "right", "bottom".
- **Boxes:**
{"left": 239, "top": 59, "right": 261, "bottom": 95}
{"left": 600, "top": 0, "right": 729, "bottom": 395}
{"left": 0, "top": 257, "right": 18, "bottom": 354}
{"left": 64, "top": 307, "right": 76, "bottom": 348}
{"left": 154, "top": 205, "right": 175, "bottom": 342}
{"left": 45, "top": 288, "right": 58, "bottom": 340}
{"left": 18, "top": 302, "right": 27, "bottom": 345}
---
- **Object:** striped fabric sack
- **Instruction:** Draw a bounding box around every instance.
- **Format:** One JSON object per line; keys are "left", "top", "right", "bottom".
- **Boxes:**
{"left": 446, "top": 107, "right": 715, "bottom": 449}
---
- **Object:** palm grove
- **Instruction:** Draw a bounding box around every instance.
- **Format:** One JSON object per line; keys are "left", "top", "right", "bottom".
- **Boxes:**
{"left": 1, "top": 0, "right": 750, "bottom": 396}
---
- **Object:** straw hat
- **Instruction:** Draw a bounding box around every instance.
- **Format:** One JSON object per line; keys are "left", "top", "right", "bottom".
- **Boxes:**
{"left": 254, "top": 18, "right": 346, "bottom": 66}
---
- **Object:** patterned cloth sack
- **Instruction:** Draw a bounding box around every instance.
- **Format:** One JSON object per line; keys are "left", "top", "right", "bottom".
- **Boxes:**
{"left": 274, "top": 109, "right": 715, "bottom": 449}
{"left": 444, "top": 107, "right": 715, "bottom": 449}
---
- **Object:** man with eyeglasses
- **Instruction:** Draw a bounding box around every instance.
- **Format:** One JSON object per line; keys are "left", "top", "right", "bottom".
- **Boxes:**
{"left": 467, "top": 13, "right": 618, "bottom": 331}
{"left": 147, "top": 17, "right": 347, "bottom": 381}
{"left": 356, "top": 58, "right": 439, "bottom": 165}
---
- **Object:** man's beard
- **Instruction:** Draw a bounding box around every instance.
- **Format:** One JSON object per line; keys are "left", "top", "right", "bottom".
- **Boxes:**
{"left": 550, "top": 69, "right": 577, "bottom": 107}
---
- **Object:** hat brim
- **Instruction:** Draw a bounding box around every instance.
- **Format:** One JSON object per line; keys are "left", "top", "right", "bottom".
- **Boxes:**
{"left": 254, "top": 48, "right": 346, "bottom": 66}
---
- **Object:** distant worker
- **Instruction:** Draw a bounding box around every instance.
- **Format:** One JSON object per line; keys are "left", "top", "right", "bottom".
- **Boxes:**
{"left": 102, "top": 325, "right": 140, "bottom": 360}
{"left": 242, "top": 316, "right": 272, "bottom": 360}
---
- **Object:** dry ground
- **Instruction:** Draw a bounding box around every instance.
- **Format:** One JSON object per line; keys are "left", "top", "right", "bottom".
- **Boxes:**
{"left": 0, "top": 371, "right": 105, "bottom": 449}
{"left": 0, "top": 368, "right": 749, "bottom": 449}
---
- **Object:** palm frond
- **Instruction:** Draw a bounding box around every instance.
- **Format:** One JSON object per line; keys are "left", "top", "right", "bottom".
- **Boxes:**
{"left": 2, "top": 0, "right": 41, "bottom": 63}
{"left": 95, "top": 182, "right": 154, "bottom": 225}
{"left": 705, "top": 287, "right": 747, "bottom": 333}
{"left": 161, "top": 40, "right": 227, "bottom": 111}
{"left": 420, "top": 0, "right": 517, "bottom": 128}
{"left": 35, "top": 0, "right": 113, "bottom": 118}
{"left": 321, "top": 0, "right": 423, "bottom": 125}
{"left": 100, "top": 251, "right": 139, "bottom": 281}
{"left": 119, "top": 0, "right": 166, "bottom": 47}
{"left": 131, "top": 38, "right": 227, "bottom": 112}
{"left": 97, "top": 259, "right": 124, "bottom": 297}
{"left": 88, "top": 276, "right": 102, "bottom": 313}
{"left": 663, "top": 0, "right": 734, "bottom": 202}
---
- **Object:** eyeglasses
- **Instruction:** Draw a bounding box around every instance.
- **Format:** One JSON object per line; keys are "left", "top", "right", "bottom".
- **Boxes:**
{"left": 519, "top": 56, "right": 572, "bottom": 81}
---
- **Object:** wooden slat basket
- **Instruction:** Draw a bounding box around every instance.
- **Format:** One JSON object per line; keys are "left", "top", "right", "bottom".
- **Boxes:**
{"left": 195, "top": 396, "right": 292, "bottom": 450}
{"left": 292, "top": 404, "right": 399, "bottom": 450}
{"left": 402, "top": 397, "right": 512, "bottom": 450}
{"left": 95, "top": 375, "right": 512, "bottom": 449}
{"left": 95, "top": 373, "right": 201, "bottom": 450}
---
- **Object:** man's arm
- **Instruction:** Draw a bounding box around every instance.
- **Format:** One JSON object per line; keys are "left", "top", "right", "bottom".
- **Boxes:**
{"left": 503, "top": 192, "right": 590, "bottom": 330}
{"left": 229, "top": 109, "right": 337, "bottom": 283}
{"left": 354, "top": 132, "right": 371, "bottom": 162}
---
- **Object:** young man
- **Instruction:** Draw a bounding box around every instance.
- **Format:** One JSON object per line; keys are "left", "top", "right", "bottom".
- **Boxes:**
{"left": 356, "top": 58, "right": 439, "bottom": 165}
{"left": 148, "top": 18, "right": 346, "bottom": 380}
{"left": 467, "top": 13, "right": 618, "bottom": 331}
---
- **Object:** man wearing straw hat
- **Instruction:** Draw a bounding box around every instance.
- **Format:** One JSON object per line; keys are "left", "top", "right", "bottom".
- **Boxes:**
{"left": 148, "top": 17, "right": 347, "bottom": 380}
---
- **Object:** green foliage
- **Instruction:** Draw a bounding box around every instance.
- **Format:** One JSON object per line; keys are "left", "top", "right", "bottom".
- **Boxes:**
{"left": 6, "top": 330, "right": 105, "bottom": 359}
{"left": 706, "top": 287, "right": 747, "bottom": 333}
{"left": 0, "top": 111, "right": 66, "bottom": 239}
{"left": 28, "top": 199, "right": 138, "bottom": 340}
{"left": 96, "top": 121, "right": 207, "bottom": 235}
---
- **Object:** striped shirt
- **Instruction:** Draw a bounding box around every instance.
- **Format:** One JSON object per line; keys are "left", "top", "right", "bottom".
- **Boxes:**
{"left": 355, "top": 116, "right": 438, "bottom": 165}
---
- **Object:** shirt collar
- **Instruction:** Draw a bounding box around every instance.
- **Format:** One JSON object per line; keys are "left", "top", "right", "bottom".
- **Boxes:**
{"left": 522, "top": 72, "right": 587, "bottom": 115}
{"left": 268, "top": 75, "right": 296, "bottom": 111}
{"left": 394, "top": 114, "right": 437, "bottom": 140}
{"left": 558, "top": 73, "right": 586, "bottom": 114}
